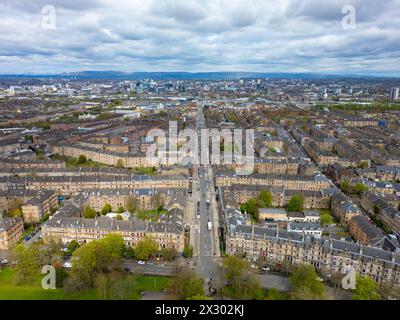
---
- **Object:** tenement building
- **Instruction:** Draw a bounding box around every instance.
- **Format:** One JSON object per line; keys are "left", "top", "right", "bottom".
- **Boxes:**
{"left": 226, "top": 222, "right": 400, "bottom": 287}
{"left": 0, "top": 217, "right": 24, "bottom": 249}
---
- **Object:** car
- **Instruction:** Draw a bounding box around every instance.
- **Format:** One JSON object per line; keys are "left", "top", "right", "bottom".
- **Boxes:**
{"left": 1, "top": 258, "right": 8, "bottom": 265}
{"left": 262, "top": 267, "right": 270, "bottom": 272}
{"left": 137, "top": 261, "right": 145, "bottom": 265}
{"left": 63, "top": 261, "right": 72, "bottom": 269}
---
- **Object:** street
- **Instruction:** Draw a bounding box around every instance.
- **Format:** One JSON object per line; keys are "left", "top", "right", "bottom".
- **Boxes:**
{"left": 192, "top": 103, "right": 222, "bottom": 288}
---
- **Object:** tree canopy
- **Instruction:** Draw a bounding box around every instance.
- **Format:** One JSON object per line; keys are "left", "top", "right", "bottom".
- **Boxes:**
{"left": 289, "top": 264, "right": 326, "bottom": 300}
{"left": 168, "top": 267, "right": 204, "bottom": 300}
{"left": 101, "top": 204, "right": 112, "bottom": 215}
{"left": 83, "top": 205, "right": 97, "bottom": 219}
{"left": 287, "top": 194, "right": 304, "bottom": 212}
{"left": 222, "top": 255, "right": 261, "bottom": 299}
{"left": 134, "top": 236, "right": 158, "bottom": 260}
{"left": 71, "top": 234, "right": 125, "bottom": 286}
{"left": 352, "top": 275, "right": 382, "bottom": 300}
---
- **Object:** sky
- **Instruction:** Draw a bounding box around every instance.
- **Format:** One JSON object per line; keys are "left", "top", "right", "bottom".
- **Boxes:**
{"left": 0, "top": 0, "right": 399, "bottom": 76}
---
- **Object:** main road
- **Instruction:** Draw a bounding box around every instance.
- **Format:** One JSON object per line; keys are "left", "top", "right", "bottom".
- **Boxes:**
{"left": 192, "top": 103, "right": 221, "bottom": 289}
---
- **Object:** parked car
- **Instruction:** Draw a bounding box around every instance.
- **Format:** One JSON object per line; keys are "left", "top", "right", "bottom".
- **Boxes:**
{"left": 262, "top": 267, "right": 270, "bottom": 272}
{"left": 137, "top": 261, "right": 145, "bottom": 265}
{"left": 1, "top": 258, "right": 8, "bottom": 265}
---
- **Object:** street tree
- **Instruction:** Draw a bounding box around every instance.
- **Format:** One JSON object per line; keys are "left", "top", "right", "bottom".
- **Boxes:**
{"left": 134, "top": 236, "right": 158, "bottom": 260}
{"left": 289, "top": 264, "right": 326, "bottom": 300}
{"left": 160, "top": 248, "right": 177, "bottom": 261}
{"left": 222, "top": 255, "right": 261, "bottom": 299}
{"left": 168, "top": 266, "right": 204, "bottom": 300}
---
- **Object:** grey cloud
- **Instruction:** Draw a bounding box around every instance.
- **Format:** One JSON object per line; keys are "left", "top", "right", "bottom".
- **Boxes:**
{"left": 0, "top": 0, "right": 399, "bottom": 75}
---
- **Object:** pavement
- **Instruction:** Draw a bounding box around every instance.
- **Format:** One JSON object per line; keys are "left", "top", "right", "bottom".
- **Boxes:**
{"left": 123, "top": 261, "right": 175, "bottom": 276}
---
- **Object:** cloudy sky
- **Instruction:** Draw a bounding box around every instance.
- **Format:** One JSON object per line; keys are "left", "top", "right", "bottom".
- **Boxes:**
{"left": 0, "top": 0, "right": 399, "bottom": 75}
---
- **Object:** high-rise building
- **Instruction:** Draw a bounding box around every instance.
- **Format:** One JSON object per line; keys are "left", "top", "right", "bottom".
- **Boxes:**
{"left": 390, "top": 87, "right": 399, "bottom": 100}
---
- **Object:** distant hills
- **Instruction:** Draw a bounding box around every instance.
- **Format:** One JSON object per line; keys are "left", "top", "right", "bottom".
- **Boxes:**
{"left": 0, "top": 71, "right": 398, "bottom": 80}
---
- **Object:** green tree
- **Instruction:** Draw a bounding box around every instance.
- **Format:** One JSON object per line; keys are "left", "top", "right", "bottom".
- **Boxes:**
{"left": 161, "top": 248, "right": 177, "bottom": 261}
{"left": 183, "top": 245, "right": 193, "bottom": 258}
{"left": 101, "top": 204, "right": 112, "bottom": 215}
{"left": 77, "top": 155, "right": 87, "bottom": 164}
{"left": 168, "top": 267, "right": 204, "bottom": 300}
{"left": 122, "top": 245, "right": 135, "bottom": 260}
{"left": 240, "top": 198, "right": 259, "bottom": 220}
{"left": 222, "top": 255, "right": 261, "bottom": 299}
{"left": 116, "top": 159, "right": 125, "bottom": 169}
{"left": 9, "top": 197, "right": 23, "bottom": 217}
{"left": 287, "top": 195, "right": 304, "bottom": 212}
{"left": 341, "top": 179, "right": 350, "bottom": 194}
{"left": 95, "top": 271, "right": 134, "bottom": 300}
{"left": 258, "top": 190, "right": 273, "bottom": 207}
{"left": 66, "top": 240, "right": 80, "bottom": 256}
{"left": 358, "top": 161, "right": 369, "bottom": 169}
{"left": 289, "top": 264, "right": 326, "bottom": 300}
{"left": 83, "top": 205, "right": 97, "bottom": 219}
{"left": 354, "top": 183, "right": 366, "bottom": 196}
{"left": 41, "top": 238, "right": 62, "bottom": 265}
{"left": 12, "top": 244, "right": 41, "bottom": 284}
{"left": 126, "top": 196, "right": 139, "bottom": 213}
{"left": 151, "top": 194, "right": 164, "bottom": 209}
{"left": 117, "top": 206, "right": 125, "bottom": 214}
{"left": 71, "top": 234, "right": 125, "bottom": 286}
{"left": 10, "top": 207, "right": 23, "bottom": 217}
{"left": 352, "top": 275, "right": 382, "bottom": 300}
{"left": 134, "top": 236, "right": 158, "bottom": 260}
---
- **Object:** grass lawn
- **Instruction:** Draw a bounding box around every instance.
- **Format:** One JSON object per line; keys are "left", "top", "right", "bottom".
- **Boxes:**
{"left": 136, "top": 209, "right": 168, "bottom": 222}
{"left": 131, "top": 167, "right": 157, "bottom": 175}
{"left": 135, "top": 275, "right": 170, "bottom": 292}
{"left": 51, "top": 154, "right": 109, "bottom": 168}
{"left": 0, "top": 267, "right": 169, "bottom": 300}
{"left": 320, "top": 210, "right": 336, "bottom": 226}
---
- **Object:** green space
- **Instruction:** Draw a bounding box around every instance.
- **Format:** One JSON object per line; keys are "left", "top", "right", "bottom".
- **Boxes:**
{"left": 52, "top": 154, "right": 108, "bottom": 168}
{"left": 320, "top": 210, "right": 336, "bottom": 226}
{"left": 316, "top": 102, "right": 400, "bottom": 112}
{"left": 0, "top": 267, "right": 169, "bottom": 300}
{"left": 131, "top": 166, "right": 158, "bottom": 175}
{"left": 136, "top": 208, "right": 168, "bottom": 222}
